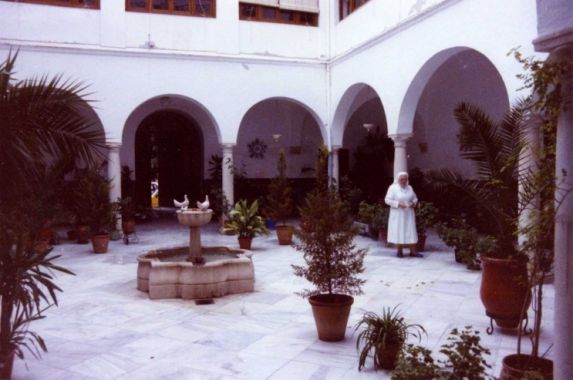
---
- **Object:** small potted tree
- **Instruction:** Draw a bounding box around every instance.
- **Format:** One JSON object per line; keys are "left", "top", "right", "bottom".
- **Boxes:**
{"left": 224, "top": 199, "right": 268, "bottom": 250}
{"left": 266, "top": 148, "right": 294, "bottom": 245}
{"left": 293, "top": 146, "right": 367, "bottom": 341}
{"left": 354, "top": 306, "right": 425, "bottom": 370}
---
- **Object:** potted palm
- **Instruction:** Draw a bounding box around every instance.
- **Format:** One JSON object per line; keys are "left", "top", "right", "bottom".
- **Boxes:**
{"left": 292, "top": 146, "right": 366, "bottom": 341}
{"left": 354, "top": 306, "right": 425, "bottom": 370}
{"left": 224, "top": 199, "right": 268, "bottom": 249}
{"left": 430, "top": 101, "right": 530, "bottom": 330}
{"left": 497, "top": 50, "right": 568, "bottom": 380}
{"left": 266, "top": 148, "right": 294, "bottom": 245}
{"left": 0, "top": 50, "right": 104, "bottom": 378}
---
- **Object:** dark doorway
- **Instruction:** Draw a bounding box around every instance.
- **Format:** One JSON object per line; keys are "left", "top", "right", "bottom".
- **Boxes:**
{"left": 135, "top": 111, "right": 203, "bottom": 209}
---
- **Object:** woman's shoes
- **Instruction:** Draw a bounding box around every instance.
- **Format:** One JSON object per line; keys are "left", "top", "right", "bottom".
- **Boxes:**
{"left": 396, "top": 251, "right": 404, "bottom": 258}
{"left": 409, "top": 253, "right": 424, "bottom": 258}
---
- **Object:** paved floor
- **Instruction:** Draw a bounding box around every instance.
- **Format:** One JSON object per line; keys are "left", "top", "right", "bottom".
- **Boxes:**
{"left": 12, "top": 214, "right": 554, "bottom": 379}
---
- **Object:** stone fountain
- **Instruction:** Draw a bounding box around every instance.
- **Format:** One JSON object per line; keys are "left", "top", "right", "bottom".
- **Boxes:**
{"left": 137, "top": 208, "right": 255, "bottom": 300}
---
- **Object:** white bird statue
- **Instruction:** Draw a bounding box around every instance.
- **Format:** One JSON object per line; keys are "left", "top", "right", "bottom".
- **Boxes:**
{"left": 197, "top": 195, "right": 210, "bottom": 211}
{"left": 174, "top": 194, "right": 189, "bottom": 210}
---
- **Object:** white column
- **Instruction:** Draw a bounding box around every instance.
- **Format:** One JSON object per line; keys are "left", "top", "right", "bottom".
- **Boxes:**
{"left": 389, "top": 134, "right": 411, "bottom": 177}
{"left": 107, "top": 143, "right": 122, "bottom": 233}
{"left": 222, "top": 143, "right": 235, "bottom": 208}
{"left": 553, "top": 45, "right": 573, "bottom": 380}
{"left": 330, "top": 145, "right": 341, "bottom": 190}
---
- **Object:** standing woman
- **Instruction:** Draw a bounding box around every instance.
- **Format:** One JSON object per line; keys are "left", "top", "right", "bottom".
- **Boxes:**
{"left": 384, "top": 172, "right": 422, "bottom": 258}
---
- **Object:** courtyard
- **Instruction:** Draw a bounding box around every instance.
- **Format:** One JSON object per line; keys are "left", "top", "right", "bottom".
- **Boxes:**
{"left": 11, "top": 215, "right": 555, "bottom": 380}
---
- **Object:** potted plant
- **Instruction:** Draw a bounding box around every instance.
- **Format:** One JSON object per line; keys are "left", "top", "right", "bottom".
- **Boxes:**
{"left": 371, "top": 206, "right": 389, "bottom": 245}
{"left": 224, "top": 199, "right": 268, "bottom": 249}
{"left": 73, "top": 166, "right": 115, "bottom": 253}
{"left": 429, "top": 101, "right": 530, "bottom": 330}
{"left": 414, "top": 201, "right": 437, "bottom": 252}
{"left": 497, "top": 50, "right": 568, "bottom": 380}
{"left": 354, "top": 306, "right": 425, "bottom": 370}
{"left": 266, "top": 148, "right": 294, "bottom": 245}
{"left": 437, "top": 219, "right": 495, "bottom": 270}
{"left": 392, "top": 326, "right": 492, "bottom": 379}
{"left": 0, "top": 50, "right": 104, "bottom": 378}
{"left": 292, "top": 146, "right": 366, "bottom": 341}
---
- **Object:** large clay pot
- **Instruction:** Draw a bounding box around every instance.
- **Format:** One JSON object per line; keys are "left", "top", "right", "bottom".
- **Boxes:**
{"left": 480, "top": 256, "right": 530, "bottom": 328}
{"left": 0, "top": 351, "right": 14, "bottom": 380}
{"left": 238, "top": 237, "right": 252, "bottom": 250}
{"left": 376, "top": 341, "right": 402, "bottom": 370}
{"left": 275, "top": 225, "right": 293, "bottom": 245}
{"left": 500, "top": 354, "right": 553, "bottom": 380}
{"left": 309, "top": 294, "right": 353, "bottom": 342}
{"left": 91, "top": 233, "right": 110, "bottom": 253}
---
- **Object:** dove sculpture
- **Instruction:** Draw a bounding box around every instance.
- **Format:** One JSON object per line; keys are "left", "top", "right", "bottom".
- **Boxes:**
{"left": 197, "top": 195, "right": 210, "bottom": 211}
{"left": 174, "top": 194, "right": 189, "bottom": 210}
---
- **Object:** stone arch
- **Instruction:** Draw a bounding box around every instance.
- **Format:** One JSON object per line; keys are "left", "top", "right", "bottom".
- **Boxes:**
{"left": 121, "top": 95, "right": 220, "bottom": 208}
{"left": 234, "top": 96, "right": 324, "bottom": 203}
{"left": 399, "top": 47, "right": 510, "bottom": 174}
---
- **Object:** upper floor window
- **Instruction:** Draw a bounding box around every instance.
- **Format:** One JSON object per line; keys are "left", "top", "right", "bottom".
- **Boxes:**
{"left": 239, "top": 1, "right": 319, "bottom": 27}
{"left": 126, "top": 0, "right": 216, "bottom": 18}
{"left": 340, "top": 0, "right": 369, "bottom": 20}
{"left": 0, "top": 0, "right": 99, "bottom": 9}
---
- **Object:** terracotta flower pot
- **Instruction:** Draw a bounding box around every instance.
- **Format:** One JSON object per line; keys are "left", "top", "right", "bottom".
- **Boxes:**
{"left": 500, "top": 354, "right": 553, "bottom": 380}
{"left": 238, "top": 237, "right": 252, "bottom": 250}
{"left": 122, "top": 219, "right": 136, "bottom": 234}
{"left": 309, "top": 294, "right": 354, "bottom": 342}
{"left": 377, "top": 341, "right": 402, "bottom": 370}
{"left": 480, "top": 256, "right": 530, "bottom": 329}
{"left": 91, "top": 233, "right": 110, "bottom": 254}
{"left": 76, "top": 224, "right": 90, "bottom": 244}
{"left": 275, "top": 225, "right": 293, "bottom": 245}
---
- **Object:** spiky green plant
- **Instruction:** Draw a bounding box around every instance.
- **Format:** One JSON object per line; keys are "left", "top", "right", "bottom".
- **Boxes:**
{"left": 354, "top": 306, "right": 425, "bottom": 371}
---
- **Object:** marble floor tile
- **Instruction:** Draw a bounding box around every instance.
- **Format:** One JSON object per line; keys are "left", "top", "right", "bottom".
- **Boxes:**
{"left": 11, "top": 219, "right": 555, "bottom": 379}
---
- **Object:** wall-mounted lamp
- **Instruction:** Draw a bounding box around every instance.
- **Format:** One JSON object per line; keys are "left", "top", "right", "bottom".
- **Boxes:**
{"left": 272, "top": 134, "right": 282, "bottom": 142}
{"left": 146, "top": 34, "right": 156, "bottom": 49}
{"left": 363, "top": 123, "right": 375, "bottom": 133}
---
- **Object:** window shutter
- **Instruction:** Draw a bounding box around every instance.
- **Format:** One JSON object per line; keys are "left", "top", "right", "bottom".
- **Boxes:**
{"left": 279, "top": 0, "right": 319, "bottom": 13}
{"left": 241, "top": 0, "right": 280, "bottom": 6}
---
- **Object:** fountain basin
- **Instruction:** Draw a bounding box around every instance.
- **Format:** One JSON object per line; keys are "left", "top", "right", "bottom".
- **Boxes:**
{"left": 176, "top": 208, "right": 213, "bottom": 227}
{"left": 137, "top": 246, "right": 254, "bottom": 300}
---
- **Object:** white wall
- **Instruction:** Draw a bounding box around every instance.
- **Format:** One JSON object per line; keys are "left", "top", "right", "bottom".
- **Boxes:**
{"left": 329, "top": 0, "right": 540, "bottom": 143}
{"left": 0, "top": 1, "right": 328, "bottom": 59}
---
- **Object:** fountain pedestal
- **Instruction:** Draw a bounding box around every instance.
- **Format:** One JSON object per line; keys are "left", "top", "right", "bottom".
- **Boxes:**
{"left": 176, "top": 209, "right": 213, "bottom": 263}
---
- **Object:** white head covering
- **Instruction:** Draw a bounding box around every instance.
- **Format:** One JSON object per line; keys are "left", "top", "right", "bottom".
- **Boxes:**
{"left": 394, "top": 171, "right": 409, "bottom": 185}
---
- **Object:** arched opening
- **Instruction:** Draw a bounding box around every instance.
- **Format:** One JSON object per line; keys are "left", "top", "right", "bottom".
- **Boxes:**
{"left": 134, "top": 110, "right": 203, "bottom": 208}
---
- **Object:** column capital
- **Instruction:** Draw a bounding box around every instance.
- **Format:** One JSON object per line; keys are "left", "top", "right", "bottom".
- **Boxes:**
{"left": 106, "top": 142, "right": 122, "bottom": 151}
{"left": 388, "top": 134, "right": 412, "bottom": 147}
{"left": 221, "top": 143, "right": 236, "bottom": 152}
